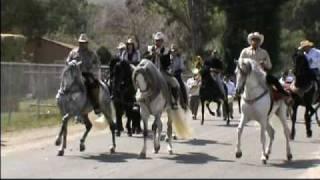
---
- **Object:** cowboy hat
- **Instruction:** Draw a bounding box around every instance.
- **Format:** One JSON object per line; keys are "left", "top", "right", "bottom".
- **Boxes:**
{"left": 298, "top": 40, "right": 314, "bottom": 50}
{"left": 78, "top": 33, "right": 89, "bottom": 43}
{"left": 247, "top": 32, "right": 264, "bottom": 45}
{"left": 154, "top": 32, "right": 165, "bottom": 40}
{"left": 192, "top": 68, "right": 199, "bottom": 75}
{"left": 126, "top": 38, "right": 134, "bottom": 44}
{"left": 117, "top": 42, "right": 126, "bottom": 49}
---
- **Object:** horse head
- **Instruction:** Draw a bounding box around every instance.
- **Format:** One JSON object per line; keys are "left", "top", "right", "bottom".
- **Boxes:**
{"left": 292, "top": 50, "right": 313, "bottom": 88}
{"left": 61, "top": 60, "right": 83, "bottom": 92}
{"left": 235, "top": 58, "right": 252, "bottom": 95}
{"left": 111, "top": 60, "right": 135, "bottom": 100}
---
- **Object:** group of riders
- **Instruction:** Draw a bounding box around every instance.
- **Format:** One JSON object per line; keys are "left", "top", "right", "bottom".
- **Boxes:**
{"left": 63, "top": 31, "right": 320, "bottom": 122}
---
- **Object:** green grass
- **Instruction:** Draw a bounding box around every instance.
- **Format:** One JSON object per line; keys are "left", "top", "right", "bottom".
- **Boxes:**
{"left": 1, "top": 98, "right": 63, "bottom": 133}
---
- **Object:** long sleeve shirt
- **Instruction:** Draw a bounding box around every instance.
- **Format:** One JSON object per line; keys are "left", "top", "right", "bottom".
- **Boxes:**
{"left": 239, "top": 46, "right": 272, "bottom": 71}
{"left": 305, "top": 48, "right": 320, "bottom": 70}
{"left": 66, "top": 47, "right": 101, "bottom": 79}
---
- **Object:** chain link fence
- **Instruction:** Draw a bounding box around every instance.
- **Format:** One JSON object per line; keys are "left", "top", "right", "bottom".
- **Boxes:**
{"left": 1, "top": 62, "right": 109, "bottom": 124}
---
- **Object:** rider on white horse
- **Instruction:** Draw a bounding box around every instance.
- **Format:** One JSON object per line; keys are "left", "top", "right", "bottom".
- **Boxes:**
{"left": 65, "top": 33, "right": 102, "bottom": 114}
{"left": 239, "top": 32, "right": 290, "bottom": 98}
{"left": 149, "top": 32, "right": 180, "bottom": 109}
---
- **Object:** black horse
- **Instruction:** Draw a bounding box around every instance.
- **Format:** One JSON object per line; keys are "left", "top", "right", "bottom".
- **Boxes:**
{"left": 110, "top": 58, "right": 142, "bottom": 137}
{"left": 290, "top": 50, "right": 320, "bottom": 140}
{"left": 199, "top": 65, "right": 230, "bottom": 126}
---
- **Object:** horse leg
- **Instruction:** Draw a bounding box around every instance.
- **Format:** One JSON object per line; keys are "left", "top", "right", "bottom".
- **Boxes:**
{"left": 140, "top": 111, "right": 149, "bottom": 158}
{"left": 259, "top": 120, "right": 268, "bottom": 164}
{"left": 126, "top": 109, "right": 132, "bottom": 137}
{"left": 290, "top": 104, "right": 298, "bottom": 140}
{"left": 305, "top": 106, "right": 312, "bottom": 138}
{"left": 103, "top": 110, "right": 117, "bottom": 153}
{"left": 238, "top": 96, "right": 241, "bottom": 114}
{"left": 225, "top": 99, "right": 230, "bottom": 126}
{"left": 56, "top": 114, "right": 70, "bottom": 156}
{"left": 153, "top": 114, "right": 162, "bottom": 154}
{"left": 235, "top": 115, "right": 247, "bottom": 159}
{"left": 115, "top": 104, "right": 123, "bottom": 137}
{"left": 201, "top": 100, "right": 205, "bottom": 125}
{"left": 79, "top": 115, "right": 92, "bottom": 152}
{"left": 277, "top": 102, "right": 293, "bottom": 161}
{"left": 265, "top": 121, "right": 275, "bottom": 160}
{"left": 216, "top": 101, "right": 221, "bottom": 117}
{"left": 167, "top": 115, "right": 173, "bottom": 154}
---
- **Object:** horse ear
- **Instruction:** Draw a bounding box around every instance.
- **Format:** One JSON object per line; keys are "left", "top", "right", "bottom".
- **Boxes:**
{"left": 130, "top": 64, "right": 136, "bottom": 71}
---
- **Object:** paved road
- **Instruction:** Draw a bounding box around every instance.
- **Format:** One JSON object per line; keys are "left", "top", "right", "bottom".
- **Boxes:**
{"left": 1, "top": 104, "right": 320, "bottom": 178}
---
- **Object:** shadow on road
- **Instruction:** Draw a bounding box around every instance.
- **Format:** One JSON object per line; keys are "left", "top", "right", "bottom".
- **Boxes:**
{"left": 270, "top": 159, "right": 320, "bottom": 169}
{"left": 160, "top": 152, "right": 234, "bottom": 164}
{"left": 176, "top": 138, "right": 231, "bottom": 146}
{"left": 80, "top": 152, "right": 144, "bottom": 163}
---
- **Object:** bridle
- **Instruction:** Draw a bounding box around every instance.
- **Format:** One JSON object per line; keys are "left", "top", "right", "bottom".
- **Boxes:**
{"left": 237, "top": 61, "right": 269, "bottom": 105}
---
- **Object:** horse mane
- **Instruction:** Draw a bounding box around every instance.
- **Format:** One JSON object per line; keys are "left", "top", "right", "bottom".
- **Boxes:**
{"left": 60, "top": 64, "right": 84, "bottom": 92}
{"left": 239, "top": 58, "right": 267, "bottom": 88}
{"left": 292, "top": 51, "right": 313, "bottom": 88}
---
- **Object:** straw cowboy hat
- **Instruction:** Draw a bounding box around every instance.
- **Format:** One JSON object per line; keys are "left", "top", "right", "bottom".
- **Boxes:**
{"left": 117, "top": 42, "right": 126, "bottom": 49}
{"left": 78, "top": 33, "right": 89, "bottom": 43}
{"left": 126, "top": 38, "right": 134, "bottom": 44}
{"left": 154, "top": 32, "right": 165, "bottom": 40}
{"left": 247, "top": 32, "right": 264, "bottom": 45}
{"left": 192, "top": 68, "right": 199, "bottom": 75}
{"left": 298, "top": 40, "right": 314, "bottom": 50}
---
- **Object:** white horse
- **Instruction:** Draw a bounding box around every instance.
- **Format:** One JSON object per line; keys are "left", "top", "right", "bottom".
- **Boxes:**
{"left": 132, "top": 59, "right": 192, "bottom": 158}
{"left": 235, "top": 58, "right": 292, "bottom": 164}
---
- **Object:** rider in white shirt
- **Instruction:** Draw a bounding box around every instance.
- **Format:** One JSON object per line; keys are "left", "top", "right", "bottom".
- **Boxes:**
{"left": 298, "top": 40, "right": 320, "bottom": 81}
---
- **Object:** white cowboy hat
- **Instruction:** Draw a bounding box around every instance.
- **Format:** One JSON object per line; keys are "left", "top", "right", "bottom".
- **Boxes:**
{"left": 298, "top": 40, "right": 314, "bottom": 50}
{"left": 192, "top": 68, "right": 199, "bottom": 75}
{"left": 247, "top": 32, "right": 264, "bottom": 45}
{"left": 78, "top": 33, "right": 89, "bottom": 43}
{"left": 126, "top": 38, "right": 134, "bottom": 44}
{"left": 117, "top": 42, "right": 126, "bottom": 49}
{"left": 154, "top": 32, "right": 165, "bottom": 40}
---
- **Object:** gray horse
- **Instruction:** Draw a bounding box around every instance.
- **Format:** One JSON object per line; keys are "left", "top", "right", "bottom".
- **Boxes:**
{"left": 132, "top": 59, "right": 192, "bottom": 158}
{"left": 55, "top": 60, "right": 116, "bottom": 156}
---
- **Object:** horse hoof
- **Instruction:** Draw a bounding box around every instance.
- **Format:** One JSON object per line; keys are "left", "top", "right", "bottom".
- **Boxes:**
{"left": 168, "top": 150, "right": 173, "bottom": 155}
{"left": 226, "top": 121, "right": 230, "bottom": 126}
{"left": 80, "top": 144, "right": 85, "bottom": 152}
{"left": 55, "top": 139, "right": 61, "bottom": 146}
{"left": 116, "top": 132, "right": 121, "bottom": 137}
{"left": 262, "top": 159, "right": 267, "bottom": 165}
{"left": 127, "top": 132, "right": 132, "bottom": 137}
{"left": 307, "top": 131, "right": 312, "bottom": 138}
{"left": 154, "top": 146, "right": 160, "bottom": 154}
{"left": 57, "top": 150, "right": 64, "bottom": 156}
{"left": 235, "top": 151, "right": 242, "bottom": 158}
{"left": 173, "top": 135, "right": 178, "bottom": 140}
{"left": 265, "top": 154, "right": 269, "bottom": 160}
{"left": 139, "top": 152, "right": 146, "bottom": 159}
{"left": 290, "top": 134, "right": 295, "bottom": 140}
{"left": 110, "top": 147, "right": 115, "bottom": 154}
{"left": 287, "top": 154, "right": 293, "bottom": 161}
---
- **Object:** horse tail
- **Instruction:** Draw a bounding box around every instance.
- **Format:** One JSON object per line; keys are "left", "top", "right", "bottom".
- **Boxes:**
{"left": 167, "top": 108, "right": 193, "bottom": 139}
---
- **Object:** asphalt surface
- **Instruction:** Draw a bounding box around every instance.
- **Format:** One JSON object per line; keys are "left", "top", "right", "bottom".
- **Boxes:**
{"left": 1, "top": 104, "right": 320, "bottom": 178}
